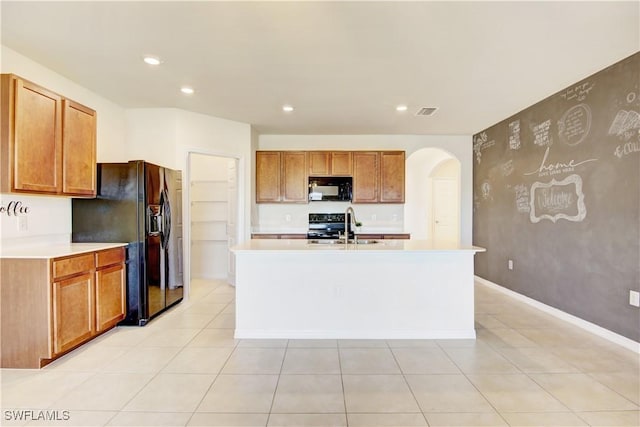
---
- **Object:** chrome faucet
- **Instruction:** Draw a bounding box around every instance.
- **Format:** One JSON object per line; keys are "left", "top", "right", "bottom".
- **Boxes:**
{"left": 343, "top": 206, "right": 358, "bottom": 247}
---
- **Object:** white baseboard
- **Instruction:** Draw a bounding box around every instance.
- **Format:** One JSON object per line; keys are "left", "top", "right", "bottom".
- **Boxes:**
{"left": 475, "top": 275, "right": 640, "bottom": 354}
{"left": 234, "top": 329, "right": 477, "bottom": 340}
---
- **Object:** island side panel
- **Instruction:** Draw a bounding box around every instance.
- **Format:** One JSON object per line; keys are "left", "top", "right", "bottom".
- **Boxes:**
{"left": 234, "top": 250, "right": 476, "bottom": 339}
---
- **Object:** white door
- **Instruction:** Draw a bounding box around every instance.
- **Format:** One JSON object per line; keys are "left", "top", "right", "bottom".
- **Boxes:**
{"left": 432, "top": 178, "right": 459, "bottom": 243}
{"left": 227, "top": 159, "right": 238, "bottom": 286}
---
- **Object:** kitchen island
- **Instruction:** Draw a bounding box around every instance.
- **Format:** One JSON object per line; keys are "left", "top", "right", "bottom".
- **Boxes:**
{"left": 231, "top": 239, "right": 485, "bottom": 340}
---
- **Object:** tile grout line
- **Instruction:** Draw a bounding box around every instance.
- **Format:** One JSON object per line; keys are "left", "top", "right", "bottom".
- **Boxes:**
{"left": 386, "top": 342, "right": 432, "bottom": 426}
{"left": 264, "top": 338, "right": 290, "bottom": 427}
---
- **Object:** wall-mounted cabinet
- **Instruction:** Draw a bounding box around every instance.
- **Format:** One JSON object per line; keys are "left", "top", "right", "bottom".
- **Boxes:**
{"left": 308, "top": 151, "right": 353, "bottom": 176}
{"left": 256, "top": 151, "right": 308, "bottom": 203}
{"left": 0, "top": 74, "right": 96, "bottom": 197}
{"left": 257, "top": 150, "right": 404, "bottom": 204}
{"left": 256, "top": 151, "right": 281, "bottom": 203}
{"left": 379, "top": 151, "right": 405, "bottom": 203}
{"left": 352, "top": 152, "right": 379, "bottom": 203}
{"left": 353, "top": 151, "right": 405, "bottom": 203}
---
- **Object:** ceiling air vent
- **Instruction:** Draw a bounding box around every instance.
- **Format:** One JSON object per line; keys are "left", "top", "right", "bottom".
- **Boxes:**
{"left": 415, "top": 107, "right": 438, "bottom": 116}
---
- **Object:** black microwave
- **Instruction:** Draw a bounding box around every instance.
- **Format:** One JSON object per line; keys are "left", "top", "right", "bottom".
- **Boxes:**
{"left": 308, "top": 177, "right": 352, "bottom": 201}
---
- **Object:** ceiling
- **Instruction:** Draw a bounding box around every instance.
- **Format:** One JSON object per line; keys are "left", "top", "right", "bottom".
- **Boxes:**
{"left": 1, "top": 1, "right": 638, "bottom": 135}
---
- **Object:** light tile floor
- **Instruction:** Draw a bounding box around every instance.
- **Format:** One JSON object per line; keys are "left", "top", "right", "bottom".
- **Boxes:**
{"left": 1, "top": 279, "right": 638, "bottom": 426}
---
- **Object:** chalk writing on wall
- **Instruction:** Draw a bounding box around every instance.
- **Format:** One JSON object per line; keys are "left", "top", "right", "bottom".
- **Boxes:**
{"left": 608, "top": 109, "right": 640, "bottom": 141}
{"left": 614, "top": 139, "right": 640, "bottom": 159}
{"left": 474, "top": 132, "right": 496, "bottom": 164}
{"left": 560, "top": 81, "right": 595, "bottom": 102}
{"left": 501, "top": 160, "right": 514, "bottom": 177}
{"left": 532, "top": 119, "right": 553, "bottom": 147}
{"left": 473, "top": 133, "right": 485, "bottom": 163}
{"left": 524, "top": 146, "right": 598, "bottom": 178}
{"left": 558, "top": 103, "right": 592, "bottom": 146}
{"left": 481, "top": 181, "right": 492, "bottom": 200}
{"left": 509, "top": 120, "right": 521, "bottom": 150}
{"left": 529, "top": 174, "right": 586, "bottom": 223}
{"left": 514, "top": 184, "right": 530, "bottom": 213}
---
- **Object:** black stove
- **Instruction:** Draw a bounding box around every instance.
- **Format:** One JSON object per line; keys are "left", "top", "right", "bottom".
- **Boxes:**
{"left": 307, "top": 213, "right": 354, "bottom": 239}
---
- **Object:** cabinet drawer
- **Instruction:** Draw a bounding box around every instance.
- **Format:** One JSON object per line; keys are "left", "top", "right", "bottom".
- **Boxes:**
{"left": 52, "top": 254, "right": 94, "bottom": 279}
{"left": 96, "top": 247, "right": 125, "bottom": 268}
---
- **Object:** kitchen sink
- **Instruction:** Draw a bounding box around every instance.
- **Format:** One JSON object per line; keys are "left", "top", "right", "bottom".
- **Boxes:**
{"left": 307, "top": 239, "right": 380, "bottom": 245}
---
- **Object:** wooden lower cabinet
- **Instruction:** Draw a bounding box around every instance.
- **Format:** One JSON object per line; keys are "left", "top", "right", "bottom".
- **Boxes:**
{"left": 0, "top": 246, "right": 125, "bottom": 368}
{"left": 95, "top": 263, "right": 126, "bottom": 332}
{"left": 52, "top": 272, "right": 94, "bottom": 354}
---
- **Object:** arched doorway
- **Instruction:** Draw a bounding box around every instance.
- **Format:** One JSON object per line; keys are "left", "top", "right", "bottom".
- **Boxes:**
{"left": 405, "top": 148, "right": 461, "bottom": 242}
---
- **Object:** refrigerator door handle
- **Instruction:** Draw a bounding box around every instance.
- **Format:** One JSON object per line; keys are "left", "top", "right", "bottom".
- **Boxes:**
{"left": 147, "top": 205, "right": 162, "bottom": 236}
{"left": 160, "top": 189, "right": 171, "bottom": 247}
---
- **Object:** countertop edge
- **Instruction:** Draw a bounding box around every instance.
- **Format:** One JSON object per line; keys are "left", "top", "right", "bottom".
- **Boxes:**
{"left": 1, "top": 242, "right": 128, "bottom": 259}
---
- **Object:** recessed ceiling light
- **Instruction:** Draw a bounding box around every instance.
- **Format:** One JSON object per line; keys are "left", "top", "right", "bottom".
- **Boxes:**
{"left": 180, "top": 86, "right": 194, "bottom": 95}
{"left": 282, "top": 105, "right": 294, "bottom": 113}
{"left": 143, "top": 55, "right": 161, "bottom": 66}
{"left": 396, "top": 105, "right": 408, "bottom": 112}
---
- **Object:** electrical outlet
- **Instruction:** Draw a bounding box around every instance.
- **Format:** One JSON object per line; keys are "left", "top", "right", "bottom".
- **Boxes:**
{"left": 630, "top": 290, "right": 640, "bottom": 307}
{"left": 371, "top": 214, "right": 377, "bottom": 221}
{"left": 17, "top": 216, "right": 28, "bottom": 232}
{"left": 285, "top": 214, "right": 291, "bottom": 222}
{"left": 508, "top": 259, "right": 514, "bottom": 270}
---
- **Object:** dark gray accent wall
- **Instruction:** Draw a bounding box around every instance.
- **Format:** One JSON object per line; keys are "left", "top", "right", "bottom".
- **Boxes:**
{"left": 473, "top": 52, "right": 640, "bottom": 342}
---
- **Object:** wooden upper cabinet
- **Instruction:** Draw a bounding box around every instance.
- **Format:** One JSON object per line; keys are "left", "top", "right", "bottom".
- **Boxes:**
{"left": 257, "top": 151, "right": 308, "bottom": 203}
{"left": 2, "top": 75, "right": 62, "bottom": 194}
{"left": 62, "top": 100, "right": 97, "bottom": 196}
{"left": 379, "top": 151, "right": 405, "bottom": 203}
{"left": 256, "top": 150, "right": 403, "bottom": 204}
{"left": 281, "top": 151, "right": 308, "bottom": 202}
{"left": 0, "top": 74, "right": 96, "bottom": 196}
{"left": 308, "top": 151, "right": 352, "bottom": 176}
{"left": 330, "top": 151, "right": 353, "bottom": 176}
{"left": 308, "top": 151, "right": 330, "bottom": 176}
{"left": 256, "top": 151, "right": 281, "bottom": 202}
{"left": 352, "top": 152, "right": 379, "bottom": 203}
{"left": 353, "top": 151, "right": 405, "bottom": 203}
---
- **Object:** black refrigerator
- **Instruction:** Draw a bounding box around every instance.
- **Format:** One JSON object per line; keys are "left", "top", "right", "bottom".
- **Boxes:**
{"left": 72, "top": 160, "right": 183, "bottom": 325}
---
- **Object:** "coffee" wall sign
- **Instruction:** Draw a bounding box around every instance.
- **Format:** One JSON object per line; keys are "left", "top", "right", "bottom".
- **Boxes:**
{"left": 0, "top": 200, "right": 31, "bottom": 217}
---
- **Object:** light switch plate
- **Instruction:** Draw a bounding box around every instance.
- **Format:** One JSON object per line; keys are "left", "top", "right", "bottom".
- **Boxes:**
{"left": 630, "top": 290, "right": 640, "bottom": 307}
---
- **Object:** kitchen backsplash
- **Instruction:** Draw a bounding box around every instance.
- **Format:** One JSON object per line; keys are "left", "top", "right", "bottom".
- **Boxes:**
{"left": 0, "top": 193, "right": 71, "bottom": 247}
{"left": 254, "top": 202, "right": 405, "bottom": 232}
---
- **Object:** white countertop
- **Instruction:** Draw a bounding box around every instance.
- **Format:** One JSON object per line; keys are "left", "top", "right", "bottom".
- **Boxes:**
{"left": 232, "top": 239, "right": 484, "bottom": 253}
{"left": 0, "top": 242, "right": 127, "bottom": 259}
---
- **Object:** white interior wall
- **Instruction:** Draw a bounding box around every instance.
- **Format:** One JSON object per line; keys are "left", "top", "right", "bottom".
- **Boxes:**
{"left": 258, "top": 135, "right": 473, "bottom": 244}
{"left": 125, "top": 109, "right": 179, "bottom": 170}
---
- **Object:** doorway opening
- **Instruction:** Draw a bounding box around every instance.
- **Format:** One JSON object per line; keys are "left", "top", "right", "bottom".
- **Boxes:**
{"left": 405, "top": 148, "right": 461, "bottom": 242}
{"left": 187, "top": 152, "right": 240, "bottom": 294}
